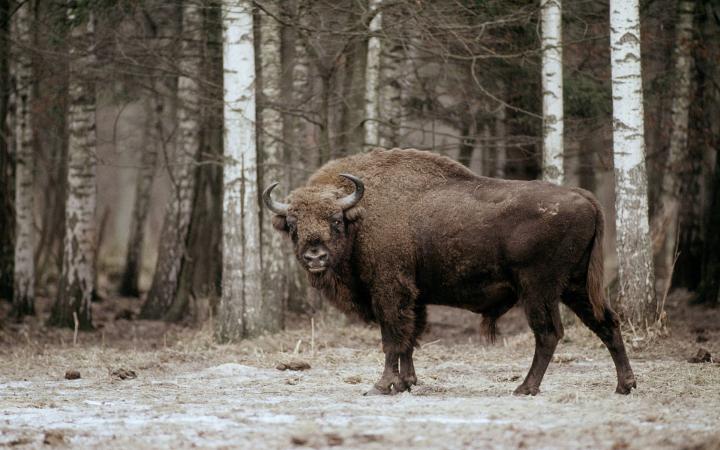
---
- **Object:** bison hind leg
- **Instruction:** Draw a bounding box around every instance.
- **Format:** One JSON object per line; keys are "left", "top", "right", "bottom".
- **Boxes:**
{"left": 561, "top": 284, "right": 636, "bottom": 394}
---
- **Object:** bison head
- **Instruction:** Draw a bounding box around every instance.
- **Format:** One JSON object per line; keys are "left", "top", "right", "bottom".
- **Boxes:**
{"left": 263, "top": 174, "right": 365, "bottom": 276}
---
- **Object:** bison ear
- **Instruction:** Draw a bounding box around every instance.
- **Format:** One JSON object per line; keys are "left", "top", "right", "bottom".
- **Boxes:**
{"left": 344, "top": 206, "right": 365, "bottom": 222}
{"left": 271, "top": 214, "right": 289, "bottom": 232}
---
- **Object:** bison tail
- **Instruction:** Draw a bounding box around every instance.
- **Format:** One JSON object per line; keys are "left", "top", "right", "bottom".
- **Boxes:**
{"left": 574, "top": 188, "right": 606, "bottom": 321}
{"left": 481, "top": 315, "right": 498, "bottom": 344}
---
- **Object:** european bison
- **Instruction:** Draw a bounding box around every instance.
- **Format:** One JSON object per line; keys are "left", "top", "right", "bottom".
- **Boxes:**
{"left": 263, "top": 148, "right": 636, "bottom": 396}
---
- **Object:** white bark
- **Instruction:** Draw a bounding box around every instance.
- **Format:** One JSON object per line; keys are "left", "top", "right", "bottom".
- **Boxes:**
{"left": 12, "top": 0, "right": 34, "bottom": 316}
{"left": 259, "top": 2, "right": 285, "bottom": 332}
{"left": 52, "top": 8, "right": 97, "bottom": 329}
{"left": 541, "top": 0, "right": 564, "bottom": 185}
{"left": 216, "top": 0, "right": 264, "bottom": 342}
{"left": 141, "top": 1, "right": 202, "bottom": 320}
{"left": 364, "top": 0, "right": 382, "bottom": 150}
{"left": 609, "top": 0, "right": 657, "bottom": 326}
{"left": 379, "top": 37, "right": 402, "bottom": 148}
{"left": 654, "top": 0, "right": 696, "bottom": 295}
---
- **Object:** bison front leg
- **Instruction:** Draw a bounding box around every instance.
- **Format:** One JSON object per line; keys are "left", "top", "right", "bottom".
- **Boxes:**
{"left": 365, "top": 343, "right": 405, "bottom": 395}
{"left": 365, "top": 278, "right": 420, "bottom": 395}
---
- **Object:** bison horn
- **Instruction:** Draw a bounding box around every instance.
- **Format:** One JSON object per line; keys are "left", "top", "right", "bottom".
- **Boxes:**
{"left": 338, "top": 173, "right": 365, "bottom": 210}
{"left": 262, "top": 182, "right": 289, "bottom": 216}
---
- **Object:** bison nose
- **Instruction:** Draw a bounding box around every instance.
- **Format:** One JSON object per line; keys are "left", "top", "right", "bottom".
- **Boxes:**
{"left": 303, "top": 247, "right": 328, "bottom": 265}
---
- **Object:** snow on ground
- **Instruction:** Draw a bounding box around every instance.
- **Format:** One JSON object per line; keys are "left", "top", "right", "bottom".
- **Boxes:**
{"left": 2, "top": 337, "right": 719, "bottom": 449}
{"left": 1, "top": 301, "right": 719, "bottom": 449}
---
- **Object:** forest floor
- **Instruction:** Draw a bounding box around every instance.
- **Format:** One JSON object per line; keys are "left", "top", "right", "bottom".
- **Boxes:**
{"left": 0, "top": 293, "right": 719, "bottom": 450}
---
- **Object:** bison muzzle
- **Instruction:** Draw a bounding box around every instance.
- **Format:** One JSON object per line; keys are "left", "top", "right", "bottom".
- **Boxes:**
{"left": 263, "top": 148, "right": 637, "bottom": 396}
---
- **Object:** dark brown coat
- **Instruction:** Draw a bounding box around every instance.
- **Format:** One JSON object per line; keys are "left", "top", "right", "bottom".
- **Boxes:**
{"left": 267, "top": 148, "right": 636, "bottom": 396}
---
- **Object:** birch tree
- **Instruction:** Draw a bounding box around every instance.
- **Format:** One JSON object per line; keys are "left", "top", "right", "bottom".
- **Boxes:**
{"left": 216, "top": 0, "right": 265, "bottom": 341}
{"left": 140, "top": 1, "right": 202, "bottom": 320}
{"left": 364, "top": 0, "right": 382, "bottom": 150}
{"left": 11, "top": 0, "right": 34, "bottom": 317}
{"left": 609, "top": 0, "right": 657, "bottom": 327}
{"left": 50, "top": 6, "right": 97, "bottom": 329}
{"left": 540, "top": 0, "right": 564, "bottom": 185}
{"left": 653, "top": 0, "right": 696, "bottom": 296}
{"left": 258, "top": 1, "right": 285, "bottom": 332}
{"left": 378, "top": 38, "right": 402, "bottom": 148}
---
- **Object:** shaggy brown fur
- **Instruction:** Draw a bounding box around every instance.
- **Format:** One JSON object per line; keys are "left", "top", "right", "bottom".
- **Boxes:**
{"left": 267, "top": 148, "right": 636, "bottom": 396}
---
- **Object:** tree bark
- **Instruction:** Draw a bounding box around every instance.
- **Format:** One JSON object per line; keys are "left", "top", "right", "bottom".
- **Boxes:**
{"left": 378, "top": 32, "right": 402, "bottom": 148}
{"left": 49, "top": 7, "right": 97, "bottom": 330}
{"left": 541, "top": 0, "right": 564, "bottom": 185}
{"left": 258, "top": 0, "right": 285, "bottom": 332}
{"left": 652, "top": 0, "right": 696, "bottom": 296}
{"left": 11, "top": 0, "right": 35, "bottom": 317}
{"left": 0, "top": 0, "right": 12, "bottom": 302}
{"left": 494, "top": 85, "right": 507, "bottom": 179}
{"left": 282, "top": 0, "right": 311, "bottom": 313}
{"left": 216, "top": 0, "right": 265, "bottom": 342}
{"left": 609, "top": 0, "right": 657, "bottom": 326}
{"left": 363, "top": 0, "right": 382, "bottom": 151}
{"left": 141, "top": 1, "right": 202, "bottom": 320}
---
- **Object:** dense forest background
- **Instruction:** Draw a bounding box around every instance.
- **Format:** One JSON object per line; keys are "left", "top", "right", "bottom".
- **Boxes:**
{"left": 0, "top": 0, "right": 718, "bottom": 333}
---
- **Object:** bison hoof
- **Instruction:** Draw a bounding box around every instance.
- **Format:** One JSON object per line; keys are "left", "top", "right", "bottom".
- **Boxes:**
{"left": 402, "top": 374, "right": 417, "bottom": 387}
{"left": 615, "top": 377, "right": 637, "bottom": 395}
{"left": 513, "top": 384, "right": 540, "bottom": 396}
{"left": 364, "top": 379, "right": 410, "bottom": 396}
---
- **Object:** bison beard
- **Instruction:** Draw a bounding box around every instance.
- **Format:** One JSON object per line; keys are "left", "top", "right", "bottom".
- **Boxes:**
{"left": 264, "top": 148, "right": 637, "bottom": 396}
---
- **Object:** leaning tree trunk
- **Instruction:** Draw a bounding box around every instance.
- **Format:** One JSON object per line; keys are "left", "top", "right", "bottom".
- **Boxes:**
{"left": 120, "top": 92, "right": 160, "bottom": 297}
{"left": 140, "top": 1, "right": 202, "bottom": 320}
{"left": 11, "top": 0, "right": 35, "bottom": 317}
{"left": 363, "top": 0, "right": 382, "bottom": 151}
{"left": 0, "top": 0, "right": 13, "bottom": 302}
{"left": 652, "top": 0, "right": 696, "bottom": 297}
{"left": 49, "top": 8, "right": 97, "bottom": 330}
{"left": 119, "top": 5, "right": 166, "bottom": 298}
{"left": 540, "top": 0, "right": 564, "bottom": 185}
{"left": 257, "top": 0, "right": 285, "bottom": 332}
{"left": 216, "top": 0, "right": 265, "bottom": 342}
{"left": 609, "top": 0, "right": 657, "bottom": 327}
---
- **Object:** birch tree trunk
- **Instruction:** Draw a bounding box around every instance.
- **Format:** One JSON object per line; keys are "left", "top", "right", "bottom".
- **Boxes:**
{"left": 364, "top": 0, "right": 382, "bottom": 151}
{"left": 216, "top": 0, "right": 265, "bottom": 342}
{"left": 541, "top": 0, "right": 564, "bottom": 185}
{"left": 49, "top": 7, "right": 97, "bottom": 330}
{"left": 0, "top": 0, "right": 13, "bottom": 301}
{"left": 258, "top": 1, "right": 285, "bottom": 332}
{"left": 11, "top": 0, "right": 34, "bottom": 317}
{"left": 379, "top": 38, "right": 402, "bottom": 148}
{"left": 653, "top": 0, "right": 696, "bottom": 296}
{"left": 609, "top": 0, "right": 657, "bottom": 327}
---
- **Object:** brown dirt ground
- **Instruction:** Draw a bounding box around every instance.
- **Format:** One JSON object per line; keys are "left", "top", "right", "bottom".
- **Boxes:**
{"left": 1, "top": 293, "right": 719, "bottom": 449}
